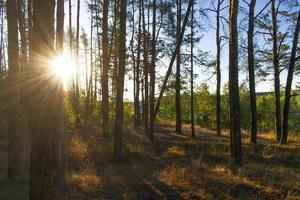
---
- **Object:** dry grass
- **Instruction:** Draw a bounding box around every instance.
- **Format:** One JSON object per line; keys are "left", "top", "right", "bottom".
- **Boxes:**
{"left": 64, "top": 120, "right": 300, "bottom": 199}
{"left": 0, "top": 118, "right": 300, "bottom": 199}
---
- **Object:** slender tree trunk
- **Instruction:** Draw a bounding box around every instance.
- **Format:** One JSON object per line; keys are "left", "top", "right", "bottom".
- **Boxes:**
{"left": 0, "top": 0, "right": 4, "bottom": 70}
{"left": 281, "top": 10, "right": 300, "bottom": 144}
{"left": 131, "top": 1, "right": 136, "bottom": 126}
{"left": 271, "top": 0, "right": 281, "bottom": 142}
{"left": 229, "top": 0, "right": 242, "bottom": 165}
{"left": 56, "top": 0, "right": 64, "bottom": 53}
{"left": 17, "top": 0, "right": 27, "bottom": 71}
{"left": 75, "top": 0, "right": 80, "bottom": 126}
{"left": 29, "top": 0, "right": 64, "bottom": 198}
{"left": 69, "top": 0, "right": 72, "bottom": 52}
{"left": 248, "top": 0, "right": 257, "bottom": 144}
{"left": 7, "top": 0, "right": 22, "bottom": 179}
{"left": 191, "top": 0, "right": 195, "bottom": 139}
{"left": 112, "top": 0, "right": 120, "bottom": 99}
{"left": 102, "top": 0, "right": 109, "bottom": 136}
{"left": 175, "top": 0, "right": 182, "bottom": 134}
{"left": 216, "top": 0, "right": 222, "bottom": 136}
{"left": 87, "top": 0, "right": 94, "bottom": 114}
{"left": 135, "top": 1, "right": 142, "bottom": 127}
{"left": 84, "top": 40, "right": 88, "bottom": 97}
{"left": 142, "top": 0, "right": 149, "bottom": 134}
{"left": 55, "top": 0, "right": 65, "bottom": 191}
{"left": 114, "top": 0, "right": 127, "bottom": 162}
{"left": 149, "top": 0, "right": 156, "bottom": 140}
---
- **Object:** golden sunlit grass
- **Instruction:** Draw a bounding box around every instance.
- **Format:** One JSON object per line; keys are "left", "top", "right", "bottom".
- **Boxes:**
{"left": 69, "top": 135, "right": 89, "bottom": 167}
{"left": 163, "top": 145, "right": 186, "bottom": 157}
{"left": 67, "top": 173, "right": 102, "bottom": 193}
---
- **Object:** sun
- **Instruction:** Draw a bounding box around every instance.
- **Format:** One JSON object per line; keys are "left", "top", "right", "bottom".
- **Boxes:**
{"left": 50, "top": 53, "right": 75, "bottom": 89}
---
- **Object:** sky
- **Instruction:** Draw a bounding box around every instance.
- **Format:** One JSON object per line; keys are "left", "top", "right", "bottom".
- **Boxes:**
{"left": 65, "top": 0, "right": 300, "bottom": 101}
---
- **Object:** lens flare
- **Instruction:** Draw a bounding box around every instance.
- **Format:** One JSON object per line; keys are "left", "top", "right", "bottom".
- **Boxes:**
{"left": 50, "top": 53, "right": 75, "bottom": 89}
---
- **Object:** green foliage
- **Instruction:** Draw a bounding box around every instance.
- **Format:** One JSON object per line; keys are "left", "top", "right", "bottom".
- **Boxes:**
{"left": 158, "top": 83, "right": 300, "bottom": 134}
{"left": 64, "top": 94, "right": 76, "bottom": 127}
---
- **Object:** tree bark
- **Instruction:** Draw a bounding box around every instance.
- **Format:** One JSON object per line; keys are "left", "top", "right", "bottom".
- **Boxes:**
{"left": 29, "top": 0, "right": 64, "bottom": 198}
{"left": 102, "top": 0, "right": 109, "bottom": 136}
{"left": 55, "top": 0, "right": 65, "bottom": 192}
{"left": 7, "top": 0, "right": 22, "bottom": 179}
{"left": 75, "top": 0, "right": 80, "bottom": 126}
{"left": 248, "top": 0, "right": 257, "bottom": 144}
{"left": 175, "top": 0, "right": 182, "bottom": 134}
{"left": 191, "top": 0, "right": 195, "bottom": 139}
{"left": 216, "top": 0, "right": 222, "bottom": 136}
{"left": 149, "top": 0, "right": 156, "bottom": 140}
{"left": 86, "top": 0, "right": 94, "bottom": 114}
{"left": 281, "top": 10, "right": 300, "bottom": 144}
{"left": 134, "top": 1, "right": 142, "bottom": 127}
{"left": 113, "top": 0, "right": 127, "bottom": 162}
{"left": 271, "top": 0, "right": 281, "bottom": 142}
{"left": 142, "top": 0, "right": 149, "bottom": 134}
{"left": 17, "top": 0, "right": 27, "bottom": 69}
{"left": 229, "top": 0, "right": 242, "bottom": 165}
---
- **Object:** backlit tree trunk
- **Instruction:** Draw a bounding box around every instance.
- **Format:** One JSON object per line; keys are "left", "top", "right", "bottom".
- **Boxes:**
{"left": 7, "top": 0, "right": 22, "bottom": 179}
{"left": 102, "top": 0, "right": 109, "bottom": 136}
{"left": 134, "top": 0, "right": 142, "bottom": 127}
{"left": 55, "top": 0, "right": 65, "bottom": 191}
{"left": 149, "top": 0, "right": 156, "bottom": 140}
{"left": 114, "top": 0, "right": 127, "bottom": 162}
{"left": 75, "top": 0, "right": 81, "bottom": 126}
{"left": 142, "top": 0, "right": 149, "bottom": 134}
{"left": 29, "top": 0, "right": 64, "bottom": 198}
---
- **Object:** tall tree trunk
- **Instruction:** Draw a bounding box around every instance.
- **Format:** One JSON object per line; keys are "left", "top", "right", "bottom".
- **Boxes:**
{"left": 248, "top": 0, "right": 257, "bottom": 144}
{"left": 102, "top": 0, "right": 109, "bottom": 136}
{"left": 7, "top": 0, "right": 22, "bottom": 179}
{"left": 17, "top": 0, "right": 28, "bottom": 114}
{"left": 229, "top": 0, "right": 242, "bottom": 165}
{"left": 113, "top": 0, "right": 127, "bottom": 162}
{"left": 112, "top": 0, "right": 120, "bottom": 99}
{"left": 17, "top": 0, "right": 27, "bottom": 71}
{"left": 175, "top": 0, "right": 182, "bottom": 134}
{"left": 75, "top": 0, "right": 80, "bottom": 126}
{"left": 216, "top": 0, "right": 222, "bottom": 136}
{"left": 56, "top": 0, "right": 64, "bottom": 54}
{"left": 149, "top": 0, "right": 156, "bottom": 140}
{"left": 142, "top": 0, "right": 149, "bottom": 134}
{"left": 191, "top": 0, "right": 195, "bottom": 139}
{"left": 87, "top": 0, "right": 94, "bottom": 114}
{"left": 55, "top": 0, "right": 65, "bottom": 192}
{"left": 29, "top": 0, "right": 64, "bottom": 198}
{"left": 281, "top": 10, "right": 300, "bottom": 144}
{"left": 134, "top": 0, "right": 142, "bottom": 127}
{"left": 0, "top": 0, "right": 4, "bottom": 70}
{"left": 271, "top": 0, "right": 281, "bottom": 142}
{"left": 131, "top": 1, "right": 136, "bottom": 126}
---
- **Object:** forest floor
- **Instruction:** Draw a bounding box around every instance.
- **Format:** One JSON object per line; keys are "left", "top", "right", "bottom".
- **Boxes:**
{"left": 1, "top": 117, "right": 300, "bottom": 199}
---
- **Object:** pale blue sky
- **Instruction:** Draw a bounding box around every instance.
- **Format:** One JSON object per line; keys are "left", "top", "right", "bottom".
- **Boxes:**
{"left": 66, "top": 0, "right": 300, "bottom": 100}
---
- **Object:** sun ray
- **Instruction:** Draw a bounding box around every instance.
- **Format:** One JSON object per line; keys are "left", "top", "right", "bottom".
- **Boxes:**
{"left": 50, "top": 52, "right": 75, "bottom": 90}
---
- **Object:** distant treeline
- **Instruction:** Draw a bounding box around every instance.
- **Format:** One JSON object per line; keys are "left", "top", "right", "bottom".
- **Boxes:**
{"left": 157, "top": 84, "right": 300, "bottom": 133}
